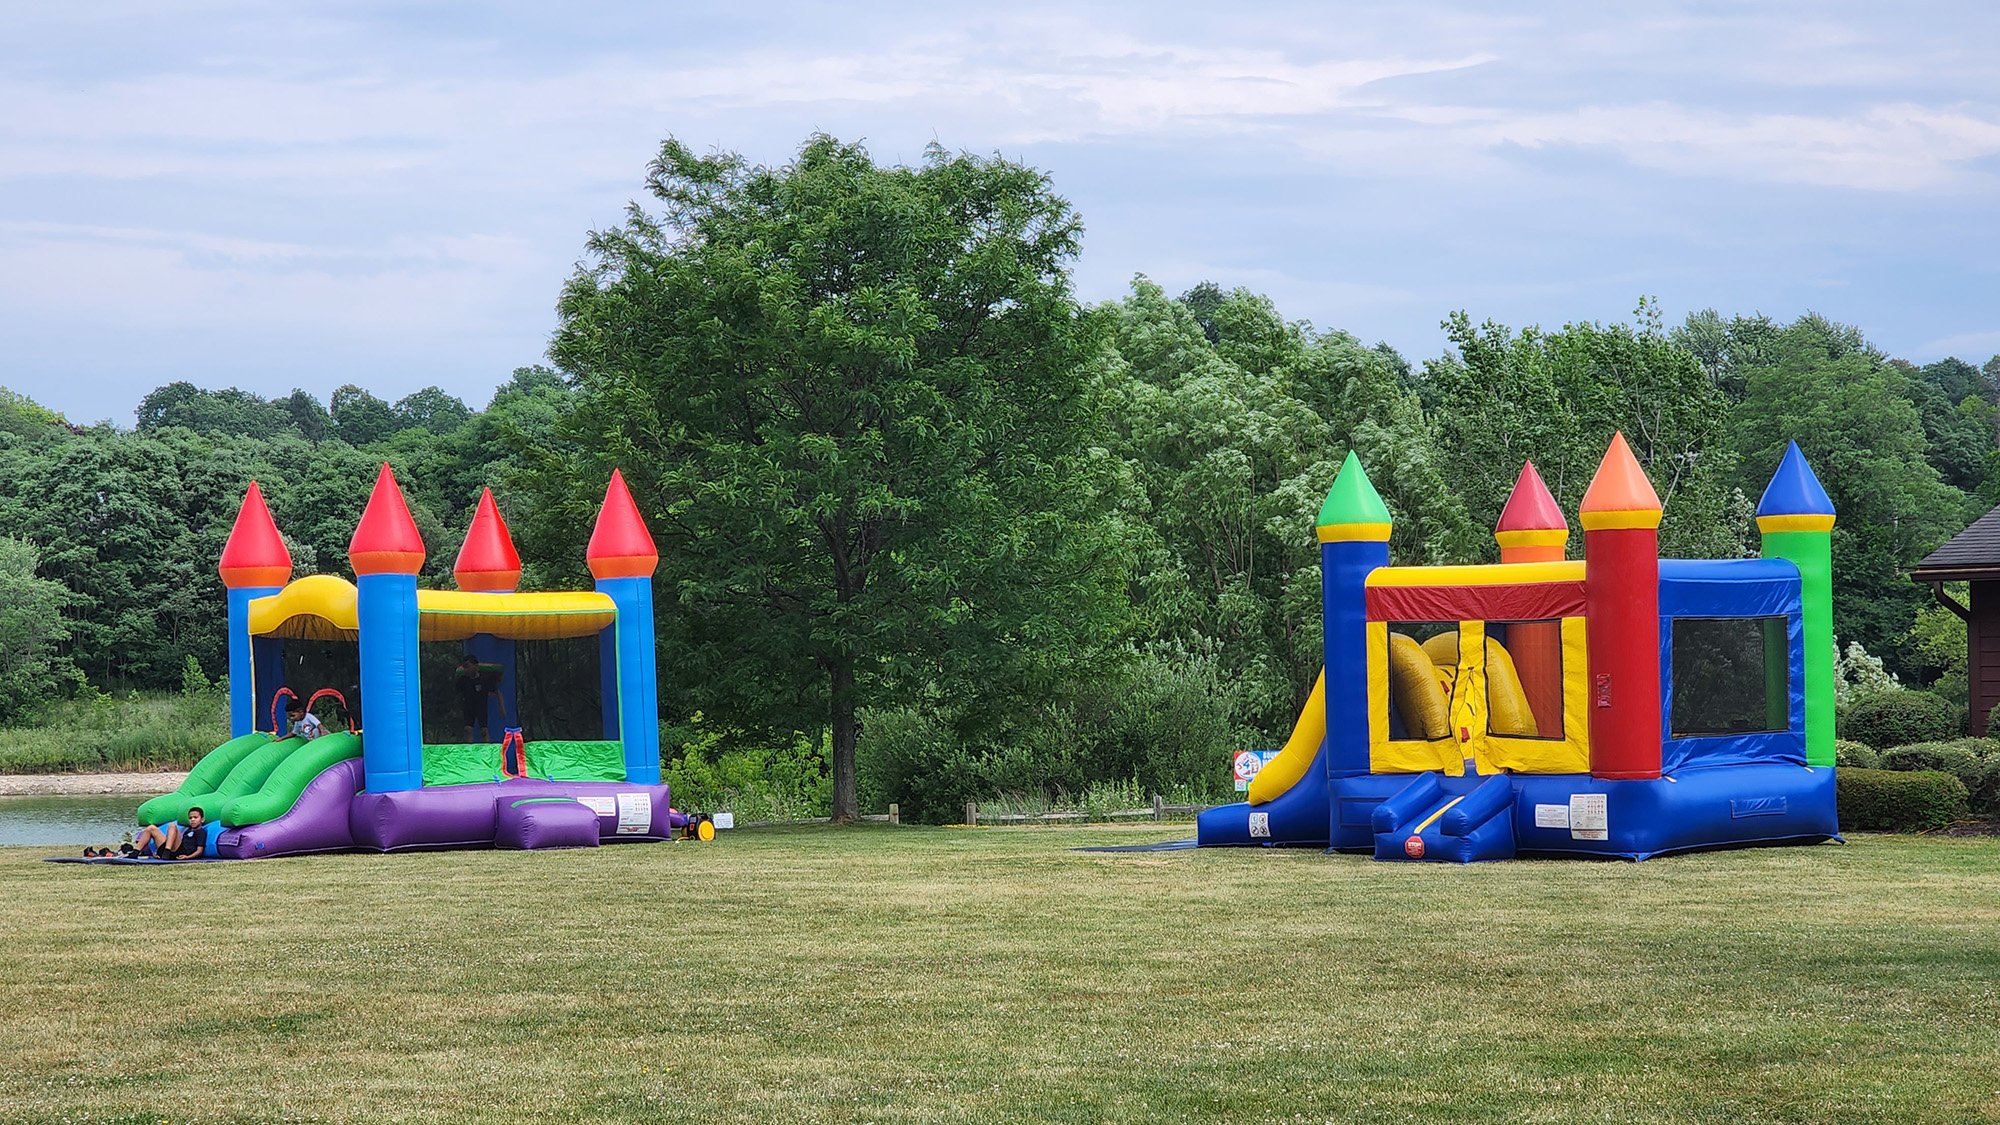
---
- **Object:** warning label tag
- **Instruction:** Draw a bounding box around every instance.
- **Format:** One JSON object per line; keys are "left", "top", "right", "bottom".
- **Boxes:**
{"left": 1248, "top": 812, "right": 1271, "bottom": 838}
{"left": 1534, "top": 803, "right": 1569, "bottom": 829}
{"left": 1568, "top": 793, "right": 1608, "bottom": 841}
{"left": 615, "top": 791, "right": 652, "bottom": 835}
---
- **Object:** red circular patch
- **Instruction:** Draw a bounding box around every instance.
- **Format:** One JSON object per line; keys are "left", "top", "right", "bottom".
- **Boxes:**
{"left": 1403, "top": 836, "right": 1426, "bottom": 859}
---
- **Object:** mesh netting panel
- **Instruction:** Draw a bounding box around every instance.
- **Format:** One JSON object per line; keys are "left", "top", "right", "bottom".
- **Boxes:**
{"left": 418, "top": 635, "right": 605, "bottom": 745}
{"left": 267, "top": 639, "right": 362, "bottom": 731}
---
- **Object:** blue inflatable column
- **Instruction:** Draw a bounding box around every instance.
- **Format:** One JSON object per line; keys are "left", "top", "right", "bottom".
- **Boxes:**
{"left": 226, "top": 586, "right": 282, "bottom": 736}
{"left": 357, "top": 573, "right": 423, "bottom": 792}
{"left": 598, "top": 577, "right": 659, "bottom": 784}
{"left": 1317, "top": 453, "right": 1393, "bottom": 850}
{"left": 350, "top": 463, "right": 429, "bottom": 793}
{"left": 1317, "top": 451, "right": 1393, "bottom": 783}
{"left": 586, "top": 469, "right": 662, "bottom": 785}
{"left": 217, "top": 480, "right": 293, "bottom": 739}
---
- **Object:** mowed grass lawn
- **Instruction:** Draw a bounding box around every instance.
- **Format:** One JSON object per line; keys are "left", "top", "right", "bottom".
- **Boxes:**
{"left": 7, "top": 827, "right": 2000, "bottom": 1124}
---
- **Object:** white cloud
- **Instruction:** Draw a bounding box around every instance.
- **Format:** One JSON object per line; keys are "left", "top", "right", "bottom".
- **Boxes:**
{"left": 0, "top": 221, "right": 540, "bottom": 332}
{"left": 1917, "top": 329, "right": 2000, "bottom": 361}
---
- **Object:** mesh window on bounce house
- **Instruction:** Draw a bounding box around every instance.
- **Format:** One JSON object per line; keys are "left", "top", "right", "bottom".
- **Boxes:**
{"left": 1197, "top": 433, "right": 1840, "bottom": 863}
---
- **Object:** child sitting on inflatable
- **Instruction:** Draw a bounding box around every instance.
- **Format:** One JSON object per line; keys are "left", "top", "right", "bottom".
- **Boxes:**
{"left": 84, "top": 806, "right": 210, "bottom": 860}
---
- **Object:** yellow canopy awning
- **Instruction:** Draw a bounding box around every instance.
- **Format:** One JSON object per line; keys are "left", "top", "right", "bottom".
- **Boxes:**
{"left": 247, "top": 576, "right": 618, "bottom": 642}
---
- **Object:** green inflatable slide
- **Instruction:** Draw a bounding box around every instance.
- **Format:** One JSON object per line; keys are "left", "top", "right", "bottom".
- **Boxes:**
{"left": 137, "top": 731, "right": 364, "bottom": 828}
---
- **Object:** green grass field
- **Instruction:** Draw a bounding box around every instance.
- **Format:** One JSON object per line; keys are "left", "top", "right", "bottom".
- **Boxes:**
{"left": 7, "top": 827, "right": 1999, "bottom": 1124}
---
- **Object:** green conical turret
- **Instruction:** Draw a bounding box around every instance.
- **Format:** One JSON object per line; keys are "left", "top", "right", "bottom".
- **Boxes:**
{"left": 1316, "top": 451, "right": 1392, "bottom": 542}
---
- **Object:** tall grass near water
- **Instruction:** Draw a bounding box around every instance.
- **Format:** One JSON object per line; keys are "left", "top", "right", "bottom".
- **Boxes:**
{"left": 0, "top": 690, "right": 226, "bottom": 774}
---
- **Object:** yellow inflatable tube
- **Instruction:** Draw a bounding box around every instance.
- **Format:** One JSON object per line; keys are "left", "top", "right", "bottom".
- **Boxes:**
{"left": 1248, "top": 670, "right": 1327, "bottom": 805}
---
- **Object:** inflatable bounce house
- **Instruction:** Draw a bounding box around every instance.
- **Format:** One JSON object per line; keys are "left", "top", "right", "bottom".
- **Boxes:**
{"left": 1198, "top": 435, "right": 1840, "bottom": 862}
{"left": 134, "top": 465, "right": 699, "bottom": 858}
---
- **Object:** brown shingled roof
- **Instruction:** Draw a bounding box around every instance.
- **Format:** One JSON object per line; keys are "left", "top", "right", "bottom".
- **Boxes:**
{"left": 1911, "top": 503, "right": 2000, "bottom": 580}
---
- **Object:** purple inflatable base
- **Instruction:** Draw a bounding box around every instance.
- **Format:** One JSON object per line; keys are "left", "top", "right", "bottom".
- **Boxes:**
{"left": 353, "top": 780, "right": 676, "bottom": 852}
{"left": 219, "top": 758, "right": 364, "bottom": 860}
{"left": 216, "top": 762, "right": 676, "bottom": 858}
{"left": 496, "top": 798, "right": 602, "bottom": 850}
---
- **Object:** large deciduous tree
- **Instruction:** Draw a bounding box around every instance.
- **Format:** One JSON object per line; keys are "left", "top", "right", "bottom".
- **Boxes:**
{"left": 1421, "top": 300, "right": 1745, "bottom": 560}
{"left": 1103, "top": 278, "right": 1477, "bottom": 735}
{"left": 0, "top": 537, "right": 81, "bottom": 722}
{"left": 1724, "top": 315, "right": 1966, "bottom": 674}
{"left": 547, "top": 135, "right": 1130, "bottom": 822}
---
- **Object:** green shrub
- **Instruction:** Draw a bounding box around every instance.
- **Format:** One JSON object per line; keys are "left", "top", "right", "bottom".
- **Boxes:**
{"left": 1839, "top": 690, "right": 1958, "bottom": 749}
{"left": 856, "top": 651, "right": 1254, "bottom": 824}
{"left": 853, "top": 705, "right": 1001, "bottom": 824}
{"left": 1986, "top": 701, "right": 2000, "bottom": 737}
{"left": 0, "top": 727, "right": 95, "bottom": 773}
{"left": 1876, "top": 739, "right": 2000, "bottom": 815}
{"left": 660, "top": 713, "right": 831, "bottom": 822}
{"left": 1837, "top": 767, "right": 1968, "bottom": 831}
{"left": 1833, "top": 740, "right": 1879, "bottom": 769}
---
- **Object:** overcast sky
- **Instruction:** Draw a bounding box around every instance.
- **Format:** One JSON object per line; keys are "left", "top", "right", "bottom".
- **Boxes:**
{"left": 4, "top": 1, "right": 1997, "bottom": 424}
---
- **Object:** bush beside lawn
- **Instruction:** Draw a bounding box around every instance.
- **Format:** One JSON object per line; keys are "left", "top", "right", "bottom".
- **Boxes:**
{"left": 1837, "top": 767, "right": 1969, "bottom": 830}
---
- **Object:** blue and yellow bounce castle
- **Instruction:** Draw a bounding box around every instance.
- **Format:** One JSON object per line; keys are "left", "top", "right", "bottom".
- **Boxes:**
{"left": 1198, "top": 434, "right": 1840, "bottom": 862}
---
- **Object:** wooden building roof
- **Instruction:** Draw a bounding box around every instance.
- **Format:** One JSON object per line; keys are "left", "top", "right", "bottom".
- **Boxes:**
{"left": 1911, "top": 504, "right": 2000, "bottom": 581}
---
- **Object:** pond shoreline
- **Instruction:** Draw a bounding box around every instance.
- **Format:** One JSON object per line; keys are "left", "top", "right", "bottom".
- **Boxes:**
{"left": 0, "top": 771, "right": 187, "bottom": 796}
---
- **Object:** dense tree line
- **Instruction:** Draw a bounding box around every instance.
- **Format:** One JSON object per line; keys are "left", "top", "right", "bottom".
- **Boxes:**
{"left": 4, "top": 135, "right": 1997, "bottom": 815}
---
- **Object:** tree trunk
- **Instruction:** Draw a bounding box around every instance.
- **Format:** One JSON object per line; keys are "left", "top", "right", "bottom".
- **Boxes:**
{"left": 829, "top": 658, "right": 859, "bottom": 824}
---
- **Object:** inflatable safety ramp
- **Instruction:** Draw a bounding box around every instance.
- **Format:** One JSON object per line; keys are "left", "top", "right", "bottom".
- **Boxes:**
{"left": 1371, "top": 773, "right": 1517, "bottom": 863}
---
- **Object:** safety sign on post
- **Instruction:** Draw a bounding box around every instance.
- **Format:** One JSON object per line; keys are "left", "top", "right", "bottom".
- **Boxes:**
{"left": 1232, "top": 749, "right": 1280, "bottom": 792}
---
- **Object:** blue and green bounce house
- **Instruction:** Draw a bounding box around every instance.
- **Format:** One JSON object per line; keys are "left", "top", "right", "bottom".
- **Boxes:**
{"left": 133, "top": 465, "right": 703, "bottom": 857}
{"left": 1198, "top": 434, "right": 1842, "bottom": 862}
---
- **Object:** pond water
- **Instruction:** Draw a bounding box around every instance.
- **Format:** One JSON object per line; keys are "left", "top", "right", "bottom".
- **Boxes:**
{"left": 0, "top": 794, "right": 146, "bottom": 847}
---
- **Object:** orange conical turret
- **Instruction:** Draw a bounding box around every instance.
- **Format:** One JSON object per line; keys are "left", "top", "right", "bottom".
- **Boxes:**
{"left": 586, "top": 469, "right": 658, "bottom": 580}
{"left": 349, "top": 463, "right": 426, "bottom": 576}
{"left": 453, "top": 488, "right": 521, "bottom": 592}
{"left": 1579, "top": 432, "right": 1663, "bottom": 530}
{"left": 218, "top": 481, "right": 293, "bottom": 589}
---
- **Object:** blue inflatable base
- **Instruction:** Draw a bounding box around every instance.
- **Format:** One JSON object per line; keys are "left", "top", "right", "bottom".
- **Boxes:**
{"left": 1196, "top": 744, "right": 1331, "bottom": 847}
{"left": 1203, "top": 761, "right": 1840, "bottom": 861}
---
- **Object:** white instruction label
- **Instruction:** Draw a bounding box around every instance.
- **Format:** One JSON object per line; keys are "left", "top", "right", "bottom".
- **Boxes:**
{"left": 1248, "top": 812, "right": 1271, "bottom": 838}
{"left": 615, "top": 791, "right": 653, "bottom": 835}
{"left": 1534, "top": 803, "right": 1570, "bottom": 829}
{"left": 575, "top": 795, "right": 616, "bottom": 818}
{"left": 1568, "top": 793, "right": 1608, "bottom": 841}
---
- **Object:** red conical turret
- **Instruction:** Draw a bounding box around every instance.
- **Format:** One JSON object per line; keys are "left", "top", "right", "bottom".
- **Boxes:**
{"left": 349, "top": 463, "right": 426, "bottom": 577}
{"left": 1495, "top": 461, "right": 1569, "bottom": 553}
{"left": 1494, "top": 462, "right": 1568, "bottom": 738}
{"left": 218, "top": 481, "right": 293, "bottom": 589}
{"left": 454, "top": 488, "right": 522, "bottom": 592}
{"left": 586, "top": 469, "right": 658, "bottom": 580}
